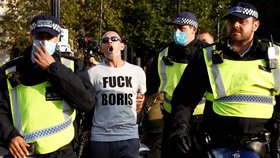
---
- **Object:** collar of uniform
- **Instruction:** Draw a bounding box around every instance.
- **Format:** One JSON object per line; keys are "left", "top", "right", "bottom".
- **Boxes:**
{"left": 227, "top": 39, "right": 254, "bottom": 57}
{"left": 168, "top": 40, "right": 199, "bottom": 63}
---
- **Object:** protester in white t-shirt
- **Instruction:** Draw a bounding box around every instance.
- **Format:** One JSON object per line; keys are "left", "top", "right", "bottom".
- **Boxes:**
{"left": 87, "top": 31, "right": 146, "bottom": 158}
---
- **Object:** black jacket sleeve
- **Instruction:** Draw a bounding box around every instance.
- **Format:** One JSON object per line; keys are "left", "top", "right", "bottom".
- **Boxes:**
{"left": 0, "top": 67, "right": 21, "bottom": 146}
{"left": 146, "top": 54, "right": 160, "bottom": 96}
{"left": 171, "top": 50, "right": 209, "bottom": 126}
{"left": 46, "top": 57, "right": 95, "bottom": 112}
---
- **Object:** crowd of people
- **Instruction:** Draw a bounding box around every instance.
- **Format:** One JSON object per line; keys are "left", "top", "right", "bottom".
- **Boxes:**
{"left": 1, "top": 1, "right": 280, "bottom": 158}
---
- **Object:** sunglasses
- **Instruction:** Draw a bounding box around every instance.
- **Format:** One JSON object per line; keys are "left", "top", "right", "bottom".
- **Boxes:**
{"left": 102, "top": 36, "right": 121, "bottom": 43}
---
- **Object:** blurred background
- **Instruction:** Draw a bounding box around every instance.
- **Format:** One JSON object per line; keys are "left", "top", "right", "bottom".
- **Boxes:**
{"left": 0, "top": 0, "right": 279, "bottom": 67}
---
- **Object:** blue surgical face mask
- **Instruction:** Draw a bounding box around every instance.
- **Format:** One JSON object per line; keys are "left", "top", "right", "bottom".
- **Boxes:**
{"left": 32, "top": 39, "right": 57, "bottom": 63}
{"left": 173, "top": 31, "right": 188, "bottom": 46}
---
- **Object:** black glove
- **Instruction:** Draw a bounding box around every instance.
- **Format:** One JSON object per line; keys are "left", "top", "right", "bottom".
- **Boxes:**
{"left": 170, "top": 123, "right": 191, "bottom": 154}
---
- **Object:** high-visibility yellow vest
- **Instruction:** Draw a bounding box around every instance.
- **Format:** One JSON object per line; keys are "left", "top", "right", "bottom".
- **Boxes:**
{"left": 158, "top": 48, "right": 205, "bottom": 114}
{"left": 193, "top": 98, "right": 206, "bottom": 115}
{"left": 203, "top": 44, "right": 280, "bottom": 118}
{"left": 5, "top": 57, "right": 76, "bottom": 154}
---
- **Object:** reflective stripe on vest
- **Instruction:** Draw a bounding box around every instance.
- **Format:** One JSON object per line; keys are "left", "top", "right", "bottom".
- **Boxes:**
{"left": 203, "top": 44, "right": 280, "bottom": 118}
{"left": 5, "top": 58, "right": 76, "bottom": 154}
{"left": 205, "top": 93, "right": 273, "bottom": 104}
{"left": 204, "top": 46, "right": 227, "bottom": 97}
{"left": 158, "top": 48, "right": 169, "bottom": 92}
{"left": 157, "top": 48, "right": 187, "bottom": 113}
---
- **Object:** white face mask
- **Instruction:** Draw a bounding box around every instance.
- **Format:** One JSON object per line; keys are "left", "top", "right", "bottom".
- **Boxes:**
{"left": 31, "top": 39, "right": 57, "bottom": 63}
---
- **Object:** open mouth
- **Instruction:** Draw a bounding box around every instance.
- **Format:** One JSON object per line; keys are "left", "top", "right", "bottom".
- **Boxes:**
{"left": 108, "top": 46, "right": 113, "bottom": 53}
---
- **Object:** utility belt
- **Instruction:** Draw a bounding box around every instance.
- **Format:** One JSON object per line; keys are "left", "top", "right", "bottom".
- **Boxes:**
{"left": 205, "top": 129, "right": 271, "bottom": 157}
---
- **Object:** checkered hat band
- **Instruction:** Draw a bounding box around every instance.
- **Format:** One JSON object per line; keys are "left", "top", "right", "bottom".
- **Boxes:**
{"left": 174, "top": 17, "right": 198, "bottom": 28}
{"left": 229, "top": 6, "right": 258, "bottom": 19}
{"left": 23, "top": 117, "right": 72, "bottom": 142}
{"left": 30, "top": 20, "right": 61, "bottom": 33}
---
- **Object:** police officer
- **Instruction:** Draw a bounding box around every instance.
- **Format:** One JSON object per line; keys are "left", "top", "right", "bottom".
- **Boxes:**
{"left": 0, "top": 14, "right": 95, "bottom": 158}
{"left": 144, "top": 12, "right": 207, "bottom": 158}
{"left": 171, "top": 2, "right": 280, "bottom": 158}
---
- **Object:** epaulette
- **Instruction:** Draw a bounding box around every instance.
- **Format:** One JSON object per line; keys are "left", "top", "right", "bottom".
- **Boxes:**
{"left": 258, "top": 38, "right": 280, "bottom": 47}
{"left": 158, "top": 42, "right": 172, "bottom": 53}
{"left": 211, "top": 42, "right": 224, "bottom": 64}
{"left": 60, "top": 54, "right": 80, "bottom": 61}
{"left": 0, "top": 56, "right": 23, "bottom": 88}
{"left": 204, "top": 41, "right": 224, "bottom": 48}
{"left": 202, "top": 42, "right": 216, "bottom": 49}
{"left": 258, "top": 38, "right": 269, "bottom": 43}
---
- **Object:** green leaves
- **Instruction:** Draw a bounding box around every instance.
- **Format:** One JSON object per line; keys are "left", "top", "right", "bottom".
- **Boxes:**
{"left": 0, "top": 0, "right": 230, "bottom": 63}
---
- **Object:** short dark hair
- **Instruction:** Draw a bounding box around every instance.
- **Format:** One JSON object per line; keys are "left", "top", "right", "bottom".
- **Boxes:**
{"left": 198, "top": 31, "right": 214, "bottom": 39}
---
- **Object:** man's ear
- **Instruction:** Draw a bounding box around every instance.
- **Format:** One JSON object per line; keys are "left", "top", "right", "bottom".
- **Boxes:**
{"left": 253, "top": 20, "right": 260, "bottom": 32}
{"left": 193, "top": 27, "right": 198, "bottom": 34}
{"left": 120, "top": 43, "right": 125, "bottom": 51}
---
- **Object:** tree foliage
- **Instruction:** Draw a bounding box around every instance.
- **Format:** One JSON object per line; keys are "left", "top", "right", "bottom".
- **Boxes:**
{"left": 0, "top": 0, "right": 49, "bottom": 52}
{"left": 0, "top": 0, "right": 231, "bottom": 64}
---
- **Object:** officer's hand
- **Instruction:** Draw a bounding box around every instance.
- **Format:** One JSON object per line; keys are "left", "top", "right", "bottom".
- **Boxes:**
{"left": 32, "top": 41, "right": 55, "bottom": 69}
{"left": 170, "top": 123, "right": 191, "bottom": 154}
{"left": 9, "top": 136, "right": 30, "bottom": 158}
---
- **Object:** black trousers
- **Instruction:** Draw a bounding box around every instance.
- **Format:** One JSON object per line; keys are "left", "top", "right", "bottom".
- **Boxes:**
{"left": 90, "top": 139, "right": 140, "bottom": 158}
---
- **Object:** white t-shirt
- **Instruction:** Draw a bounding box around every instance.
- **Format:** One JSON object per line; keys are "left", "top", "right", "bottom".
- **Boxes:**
{"left": 87, "top": 61, "right": 146, "bottom": 142}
